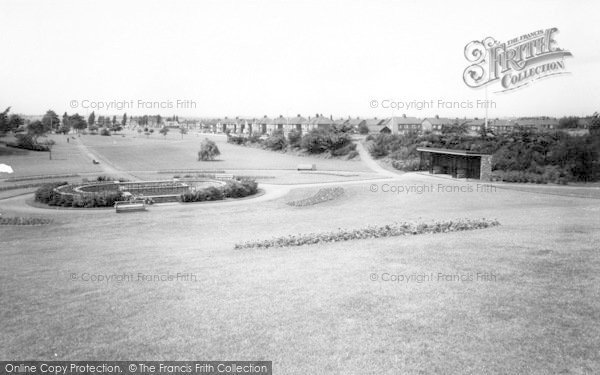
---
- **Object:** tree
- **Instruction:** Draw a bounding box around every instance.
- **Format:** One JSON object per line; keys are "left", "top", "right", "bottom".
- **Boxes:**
{"left": 198, "top": 138, "right": 220, "bottom": 161}
{"left": 8, "top": 114, "right": 25, "bottom": 132}
{"left": 112, "top": 115, "right": 117, "bottom": 126}
{"left": 179, "top": 127, "right": 188, "bottom": 139}
{"left": 70, "top": 114, "right": 87, "bottom": 133}
{"left": 59, "top": 112, "right": 71, "bottom": 134}
{"left": 0, "top": 107, "right": 10, "bottom": 135}
{"left": 42, "top": 110, "right": 60, "bottom": 131}
{"left": 122, "top": 113, "right": 127, "bottom": 127}
{"left": 159, "top": 127, "right": 169, "bottom": 139}
{"left": 358, "top": 122, "right": 369, "bottom": 135}
{"left": 88, "top": 112, "right": 96, "bottom": 128}
{"left": 591, "top": 112, "right": 600, "bottom": 136}
{"left": 156, "top": 114, "right": 162, "bottom": 127}
{"left": 27, "top": 120, "right": 51, "bottom": 142}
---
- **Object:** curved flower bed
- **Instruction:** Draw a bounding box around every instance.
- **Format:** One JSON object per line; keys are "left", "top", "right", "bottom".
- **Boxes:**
{"left": 234, "top": 218, "right": 501, "bottom": 249}
{"left": 0, "top": 216, "right": 52, "bottom": 225}
{"left": 287, "top": 187, "right": 345, "bottom": 207}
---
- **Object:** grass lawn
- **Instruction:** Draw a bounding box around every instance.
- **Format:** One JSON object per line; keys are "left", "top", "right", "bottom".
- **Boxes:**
{"left": 81, "top": 132, "right": 369, "bottom": 173}
{"left": 1, "top": 174, "right": 599, "bottom": 374}
{"left": 0, "top": 135, "right": 104, "bottom": 178}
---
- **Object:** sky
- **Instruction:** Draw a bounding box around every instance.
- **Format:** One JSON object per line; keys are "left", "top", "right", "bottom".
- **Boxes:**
{"left": 1, "top": 0, "right": 599, "bottom": 119}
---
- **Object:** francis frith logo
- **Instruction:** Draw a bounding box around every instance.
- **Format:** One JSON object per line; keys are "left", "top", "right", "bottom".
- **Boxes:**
{"left": 463, "top": 27, "right": 572, "bottom": 92}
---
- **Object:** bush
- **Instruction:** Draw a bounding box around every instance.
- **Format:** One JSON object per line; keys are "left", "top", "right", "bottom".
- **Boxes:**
{"left": 330, "top": 142, "right": 356, "bottom": 156}
{"left": 358, "top": 123, "right": 370, "bottom": 134}
{"left": 287, "top": 130, "right": 302, "bottom": 147}
{"left": 227, "top": 134, "right": 247, "bottom": 145}
{"left": 198, "top": 138, "right": 220, "bottom": 161}
{"left": 6, "top": 134, "right": 50, "bottom": 151}
{"left": 264, "top": 131, "right": 287, "bottom": 151}
{"left": 100, "top": 128, "right": 111, "bottom": 136}
{"left": 391, "top": 158, "right": 421, "bottom": 171}
{"left": 34, "top": 182, "right": 68, "bottom": 204}
{"left": 180, "top": 179, "right": 257, "bottom": 202}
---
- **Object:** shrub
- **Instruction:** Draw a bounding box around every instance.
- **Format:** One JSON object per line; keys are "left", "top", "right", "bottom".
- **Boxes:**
{"left": 346, "top": 150, "right": 359, "bottom": 159}
{"left": 287, "top": 130, "right": 302, "bottom": 147}
{"left": 6, "top": 134, "right": 50, "bottom": 151}
{"left": 330, "top": 142, "right": 356, "bottom": 156}
{"left": 34, "top": 182, "right": 68, "bottom": 204}
{"left": 358, "top": 123, "right": 370, "bottom": 134}
{"left": 300, "top": 129, "right": 353, "bottom": 154}
{"left": 180, "top": 179, "right": 257, "bottom": 202}
{"left": 227, "top": 134, "right": 247, "bottom": 145}
{"left": 198, "top": 138, "right": 220, "bottom": 161}
{"left": 391, "top": 158, "right": 421, "bottom": 171}
{"left": 100, "top": 128, "right": 111, "bottom": 136}
{"left": 264, "top": 131, "right": 287, "bottom": 151}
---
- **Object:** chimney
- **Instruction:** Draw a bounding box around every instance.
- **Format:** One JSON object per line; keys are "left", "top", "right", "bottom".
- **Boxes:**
{"left": 403, "top": 114, "right": 406, "bottom": 118}
{"left": 330, "top": 115, "right": 333, "bottom": 120}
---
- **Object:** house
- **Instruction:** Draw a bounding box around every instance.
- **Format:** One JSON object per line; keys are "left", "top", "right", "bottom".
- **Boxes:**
{"left": 303, "top": 115, "right": 334, "bottom": 133}
{"left": 421, "top": 117, "right": 461, "bottom": 134}
{"left": 346, "top": 117, "right": 367, "bottom": 132}
{"left": 386, "top": 115, "right": 422, "bottom": 134}
{"left": 365, "top": 118, "right": 385, "bottom": 133}
{"left": 513, "top": 118, "right": 559, "bottom": 131}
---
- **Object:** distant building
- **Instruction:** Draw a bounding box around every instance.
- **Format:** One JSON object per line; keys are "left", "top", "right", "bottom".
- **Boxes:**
{"left": 421, "top": 117, "right": 461, "bottom": 134}
{"left": 365, "top": 118, "right": 386, "bottom": 133}
{"left": 386, "top": 115, "right": 422, "bottom": 134}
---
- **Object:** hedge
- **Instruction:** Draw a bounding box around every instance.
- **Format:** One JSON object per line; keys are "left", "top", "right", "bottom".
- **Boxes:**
{"left": 34, "top": 182, "right": 123, "bottom": 208}
{"left": 181, "top": 179, "right": 258, "bottom": 202}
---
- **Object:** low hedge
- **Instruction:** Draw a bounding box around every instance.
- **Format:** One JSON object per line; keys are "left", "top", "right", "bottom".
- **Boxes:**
{"left": 34, "top": 182, "right": 123, "bottom": 208}
{"left": 235, "top": 218, "right": 501, "bottom": 249}
{"left": 181, "top": 178, "right": 258, "bottom": 202}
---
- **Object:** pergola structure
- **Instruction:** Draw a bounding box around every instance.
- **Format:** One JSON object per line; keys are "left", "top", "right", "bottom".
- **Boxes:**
{"left": 416, "top": 147, "right": 492, "bottom": 180}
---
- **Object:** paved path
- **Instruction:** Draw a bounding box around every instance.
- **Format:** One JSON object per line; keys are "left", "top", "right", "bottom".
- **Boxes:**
{"left": 354, "top": 141, "right": 400, "bottom": 179}
{"left": 74, "top": 138, "right": 138, "bottom": 181}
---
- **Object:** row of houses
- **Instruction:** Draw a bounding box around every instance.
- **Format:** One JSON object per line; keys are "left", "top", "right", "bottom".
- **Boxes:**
{"left": 136, "top": 115, "right": 575, "bottom": 136}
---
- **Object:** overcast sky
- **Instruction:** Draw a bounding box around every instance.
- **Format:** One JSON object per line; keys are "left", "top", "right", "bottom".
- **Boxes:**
{"left": 1, "top": 0, "right": 598, "bottom": 119}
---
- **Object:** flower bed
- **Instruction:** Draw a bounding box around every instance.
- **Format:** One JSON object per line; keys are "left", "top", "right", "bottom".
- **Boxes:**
{"left": 0, "top": 216, "right": 53, "bottom": 225}
{"left": 287, "top": 187, "right": 345, "bottom": 207}
{"left": 234, "top": 218, "right": 501, "bottom": 249}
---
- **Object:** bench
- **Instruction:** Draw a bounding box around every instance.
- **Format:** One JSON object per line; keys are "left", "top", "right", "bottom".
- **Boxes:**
{"left": 297, "top": 164, "right": 316, "bottom": 171}
{"left": 114, "top": 200, "right": 147, "bottom": 213}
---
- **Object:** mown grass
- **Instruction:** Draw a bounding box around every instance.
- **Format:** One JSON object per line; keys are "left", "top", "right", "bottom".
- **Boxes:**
{"left": 1, "top": 177, "right": 599, "bottom": 373}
